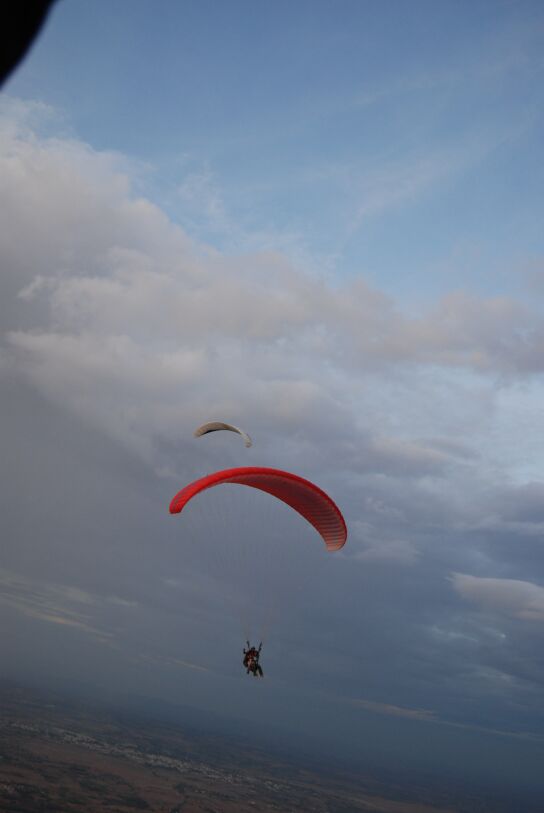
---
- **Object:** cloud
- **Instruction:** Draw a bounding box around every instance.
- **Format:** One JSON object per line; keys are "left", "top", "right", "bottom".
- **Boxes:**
{"left": 354, "top": 538, "right": 419, "bottom": 565}
{"left": 5, "top": 99, "right": 544, "bottom": 754}
{"left": 1, "top": 106, "right": 541, "bottom": 533}
{"left": 348, "top": 145, "right": 471, "bottom": 228}
{"left": 3, "top": 109, "right": 544, "bottom": 490}
{"left": 349, "top": 694, "right": 544, "bottom": 743}
{"left": 0, "top": 569, "right": 129, "bottom": 643}
{"left": 495, "top": 482, "right": 544, "bottom": 525}
{"left": 351, "top": 698, "right": 436, "bottom": 721}
{"left": 138, "top": 652, "right": 210, "bottom": 673}
{"left": 452, "top": 573, "right": 544, "bottom": 622}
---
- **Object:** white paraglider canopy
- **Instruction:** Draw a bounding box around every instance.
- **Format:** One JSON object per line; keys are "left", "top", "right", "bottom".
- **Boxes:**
{"left": 193, "top": 421, "right": 252, "bottom": 448}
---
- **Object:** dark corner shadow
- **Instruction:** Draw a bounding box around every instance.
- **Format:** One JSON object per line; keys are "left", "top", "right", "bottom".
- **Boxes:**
{"left": 1, "top": 0, "right": 58, "bottom": 88}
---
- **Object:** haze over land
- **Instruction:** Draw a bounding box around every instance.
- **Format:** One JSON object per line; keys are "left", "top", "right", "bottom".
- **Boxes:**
{"left": 2, "top": 0, "right": 544, "bottom": 805}
{"left": 2, "top": 682, "right": 541, "bottom": 812}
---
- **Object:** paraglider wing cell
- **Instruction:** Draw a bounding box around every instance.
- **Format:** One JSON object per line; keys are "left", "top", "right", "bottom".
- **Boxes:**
{"left": 169, "top": 466, "right": 347, "bottom": 551}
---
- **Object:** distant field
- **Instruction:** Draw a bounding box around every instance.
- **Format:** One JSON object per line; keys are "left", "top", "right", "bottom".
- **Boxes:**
{"left": 0, "top": 684, "right": 526, "bottom": 812}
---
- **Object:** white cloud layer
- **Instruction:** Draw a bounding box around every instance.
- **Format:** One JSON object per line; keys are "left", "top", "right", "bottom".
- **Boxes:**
{"left": 4, "top": 99, "right": 544, "bottom": 489}
{"left": 452, "top": 573, "right": 544, "bottom": 622}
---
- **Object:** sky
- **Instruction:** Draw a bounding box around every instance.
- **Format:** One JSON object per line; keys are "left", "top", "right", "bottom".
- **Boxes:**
{"left": 2, "top": 0, "right": 544, "bottom": 795}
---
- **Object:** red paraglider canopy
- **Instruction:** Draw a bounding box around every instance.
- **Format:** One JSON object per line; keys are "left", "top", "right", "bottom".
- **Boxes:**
{"left": 169, "top": 466, "right": 347, "bottom": 551}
